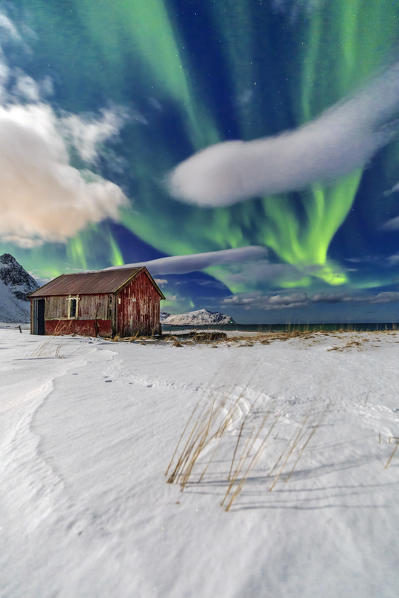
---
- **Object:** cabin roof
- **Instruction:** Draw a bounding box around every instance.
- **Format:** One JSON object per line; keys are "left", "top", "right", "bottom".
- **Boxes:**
{"left": 29, "top": 267, "right": 165, "bottom": 298}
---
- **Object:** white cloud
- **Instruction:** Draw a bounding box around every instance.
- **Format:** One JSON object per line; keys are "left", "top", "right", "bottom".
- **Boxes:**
{"left": 0, "top": 12, "right": 129, "bottom": 247}
{"left": 0, "top": 61, "right": 8, "bottom": 102}
{"left": 169, "top": 62, "right": 399, "bottom": 207}
{"left": 107, "top": 246, "right": 269, "bottom": 275}
{"left": 381, "top": 215, "right": 399, "bottom": 231}
{"left": 0, "top": 13, "right": 20, "bottom": 40}
{"left": 0, "top": 59, "right": 8, "bottom": 85}
{"left": 60, "top": 107, "right": 128, "bottom": 163}
{"left": 368, "top": 291, "right": 399, "bottom": 304}
{"left": 0, "top": 103, "right": 127, "bottom": 246}
{"left": 223, "top": 292, "right": 308, "bottom": 311}
{"left": 12, "top": 73, "right": 40, "bottom": 101}
{"left": 222, "top": 260, "right": 300, "bottom": 287}
{"left": 383, "top": 181, "right": 399, "bottom": 196}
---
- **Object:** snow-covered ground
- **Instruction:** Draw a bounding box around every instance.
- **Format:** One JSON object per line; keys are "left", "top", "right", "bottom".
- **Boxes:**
{"left": 1, "top": 328, "right": 399, "bottom": 598}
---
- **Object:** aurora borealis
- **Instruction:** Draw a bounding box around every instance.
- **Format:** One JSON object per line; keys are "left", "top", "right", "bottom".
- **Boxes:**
{"left": 1, "top": 0, "right": 399, "bottom": 322}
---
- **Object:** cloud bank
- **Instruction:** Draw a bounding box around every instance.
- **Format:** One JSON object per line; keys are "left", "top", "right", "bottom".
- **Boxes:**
{"left": 107, "top": 246, "right": 269, "bottom": 275}
{"left": 223, "top": 290, "right": 399, "bottom": 311}
{"left": 169, "top": 62, "right": 399, "bottom": 207}
{"left": 0, "top": 12, "right": 128, "bottom": 247}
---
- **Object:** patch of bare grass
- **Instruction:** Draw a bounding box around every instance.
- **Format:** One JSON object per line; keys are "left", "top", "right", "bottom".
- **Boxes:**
{"left": 166, "top": 392, "right": 244, "bottom": 489}
{"left": 166, "top": 390, "right": 326, "bottom": 510}
{"left": 327, "top": 338, "right": 364, "bottom": 352}
{"left": 32, "top": 340, "right": 64, "bottom": 359}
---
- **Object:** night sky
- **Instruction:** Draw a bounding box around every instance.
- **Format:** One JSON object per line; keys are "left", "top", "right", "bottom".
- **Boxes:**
{"left": 1, "top": 0, "right": 399, "bottom": 322}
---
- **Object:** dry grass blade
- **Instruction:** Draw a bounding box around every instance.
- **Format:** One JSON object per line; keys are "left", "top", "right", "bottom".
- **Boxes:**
{"left": 384, "top": 441, "right": 399, "bottom": 469}
{"left": 221, "top": 408, "right": 271, "bottom": 507}
{"left": 197, "top": 392, "right": 246, "bottom": 483}
{"left": 221, "top": 426, "right": 256, "bottom": 506}
{"left": 173, "top": 388, "right": 250, "bottom": 488}
{"left": 283, "top": 426, "right": 318, "bottom": 483}
{"left": 178, "top": 397, "right": 223, "bottom": 488}
{"left": 284, "top": 404, "right": 330, "bottom": 483}
{"left": 225, "top": 413, "right": 281, "bottom": 511}
{"left": 268, "top": 411, "right": 311, "bottom": 492}
{"left": 227, "top": 418, "right": 246, "bottom": 482}
{"left": 33, "top": 341, "right": 48, "bottom": 357}
{"left": 226, "top": 393, "right": 263, "bottom": 482}
{"left": 172, "top": 401, "right": 215, "bottom": 481}
{"left": 184, "top": 404, "right": 221, "bottom": 486}
{"left": 165, "top": 401, "right": 201, "bottom": 477}
{"left": 268, "top": 411, "right": 307, "bottom": 477}
{"left": 180, "top": 399, "right": 219, "bottom": 490}
{"left": 166, "top": 400, "right": 212, "bottom": 484}
{"left": 229, "top": 394, "right": 265, "bottom": 474}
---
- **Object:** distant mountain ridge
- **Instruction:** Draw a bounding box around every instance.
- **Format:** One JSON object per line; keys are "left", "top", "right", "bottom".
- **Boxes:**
{"left": 0, "top": 254, "right": 38, "bottom": 322}
{"left": 162, "top": 308, "right": 235, "bottom": 325}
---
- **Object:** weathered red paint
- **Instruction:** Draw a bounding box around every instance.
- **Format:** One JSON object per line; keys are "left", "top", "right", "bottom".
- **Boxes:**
{"left": 45, "top": 319, "right": 112, "bottom": 337}
{"left": 117, "top": 270, "right": 161, "bottom": 337}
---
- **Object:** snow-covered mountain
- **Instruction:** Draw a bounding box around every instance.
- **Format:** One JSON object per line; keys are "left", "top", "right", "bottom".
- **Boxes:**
{"left": 160, "top": 311, "right": 171, "bottom": 322}
{"left": 0, "top": 254, "right": 38, "bottom": 322}
{"left": 162, "top": 308, "right": 235, "bottom": 325}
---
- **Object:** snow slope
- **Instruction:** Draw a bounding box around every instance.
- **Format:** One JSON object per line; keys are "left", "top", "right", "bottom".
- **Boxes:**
{"left": 0, "top": 254, "right": 38, "bottom": 322}
{"left": 0, "top": 279, "right": 32, "bottom": 322}
{"left": 1, "top": 329, "right": 399, "bottom": 597}
{"left": 163, "top": 308, "right": 234, "bottom": 325}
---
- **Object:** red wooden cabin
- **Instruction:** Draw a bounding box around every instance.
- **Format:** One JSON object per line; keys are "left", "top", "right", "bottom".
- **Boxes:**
{"left": 29, "top": 267, "right": 165, "bottom": 337}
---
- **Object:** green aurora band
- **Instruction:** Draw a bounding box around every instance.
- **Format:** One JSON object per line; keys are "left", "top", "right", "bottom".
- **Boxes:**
{"left": 1, "top": 0, "right": 399, "bottom": 300}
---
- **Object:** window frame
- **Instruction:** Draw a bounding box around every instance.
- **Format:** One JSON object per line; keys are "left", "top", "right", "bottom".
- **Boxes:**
{"left": 67, "top": 295, "right": 79, "bottom": 319}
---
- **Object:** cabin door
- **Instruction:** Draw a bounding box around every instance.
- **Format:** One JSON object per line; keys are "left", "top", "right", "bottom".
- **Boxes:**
{"left": 32, "top": 298, "right": 45, "bottom": 335}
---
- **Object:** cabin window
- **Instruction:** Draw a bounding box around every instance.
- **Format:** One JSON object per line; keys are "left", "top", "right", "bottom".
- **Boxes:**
{"left": 67, "top": 296, "right": 79, "bottom": 319}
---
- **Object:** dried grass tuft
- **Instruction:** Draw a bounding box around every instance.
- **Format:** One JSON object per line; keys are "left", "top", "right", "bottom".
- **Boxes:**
{"left": 223, "top": 412, "right": 281, "bottom": 511}
{"left": 166, "top": 386, "right": 327, "bottom": 510}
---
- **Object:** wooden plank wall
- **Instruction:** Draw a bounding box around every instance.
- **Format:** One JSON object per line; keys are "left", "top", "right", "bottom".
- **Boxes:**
{"left": 45, "top": 295, "right": 110, "bottom": 320}
{"left": 117, "top": 271, "right": 161, "bottom": 336}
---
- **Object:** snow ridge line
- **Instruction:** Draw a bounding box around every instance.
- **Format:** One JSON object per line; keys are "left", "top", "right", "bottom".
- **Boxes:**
{"left": 29, "top": 343, "right": 118, "bottom": 488}
{"left": 2, "top": 342, "right": 117, "bottom": 531}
